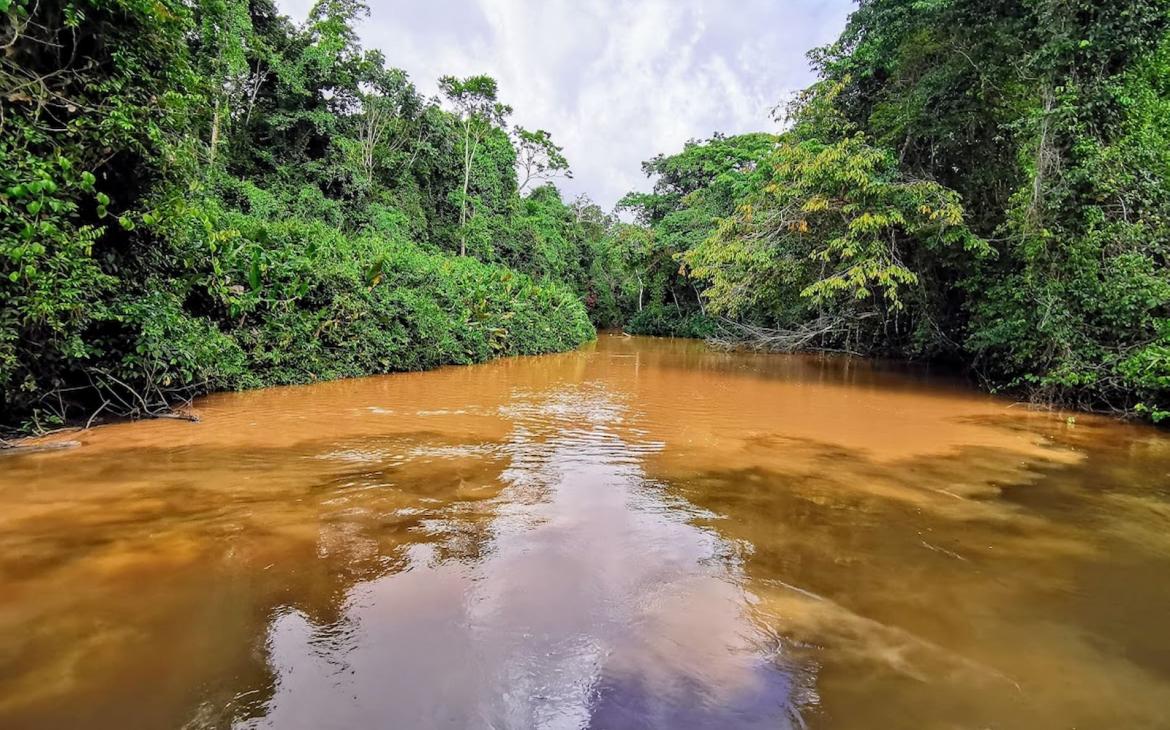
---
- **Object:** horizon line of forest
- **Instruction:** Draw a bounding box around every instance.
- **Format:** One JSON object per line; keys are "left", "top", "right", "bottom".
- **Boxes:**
{"left": 2, "top": 0, "right": 1168, "bottom": 435}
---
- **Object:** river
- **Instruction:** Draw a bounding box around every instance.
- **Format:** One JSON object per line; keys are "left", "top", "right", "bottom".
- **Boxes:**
{"left": 2, "top": 335, "right": 1169, "bottom": 729}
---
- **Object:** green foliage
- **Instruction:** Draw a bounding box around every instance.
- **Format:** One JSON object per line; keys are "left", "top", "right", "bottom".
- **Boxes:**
{"left": 2, "top": 0, "right": 201, "bottom": 429}
{"left": 615, "top": 133, "right": 777, "bottom": 335}
{"left": 625, "top": 305, "right": 716, "bottom": 339}
{"left": 9, "top": 0, "right": 1165, "bottom": 429}
{"left": 626, "top": 0, "right": 1170, "bottom": 420}
{"left": 622, "top": 133, "right": 776, "bottom": 226}
{"left": 0, "top": 0, "right": 595, "bottom": 433}
{"left": 688, "top": 133, "right": 986, "bottom": 338}
{"left": 178, "top": 208, "right": 592, "bottom": 385}
{"left": 439, "top": 74, "right": 514, "bottom": 256}
{"left": 514, "top": 127, "right": 572, "bottom": 193}
{"left": 812, "top": 0, "right": 1170, "bottom": 416}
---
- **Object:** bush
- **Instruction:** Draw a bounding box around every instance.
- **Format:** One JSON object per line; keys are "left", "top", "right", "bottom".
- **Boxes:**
{"left": 210, "top": 215, "right": 596, "bottom": 386}
{"left": 625, "top": 305, "right": 716, "bottom": 339}
{"left": 0, "top": 191, "right": 594, "bottom": 433}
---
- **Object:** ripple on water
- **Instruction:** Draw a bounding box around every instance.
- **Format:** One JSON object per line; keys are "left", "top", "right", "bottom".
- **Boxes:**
{"left": 1, "top": 335, "right": 1169, "bottom": 729}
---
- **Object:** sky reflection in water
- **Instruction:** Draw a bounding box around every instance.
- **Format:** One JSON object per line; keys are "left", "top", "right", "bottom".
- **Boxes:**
{"left": 2, "top": 335, "right": 1169, "bottom": 729}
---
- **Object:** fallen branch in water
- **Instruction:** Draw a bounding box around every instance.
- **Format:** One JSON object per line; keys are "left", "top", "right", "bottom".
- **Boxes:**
{"left": 18, "top": 371, "right": 207, "bottom": 436}
{"left": 80, "top": 369, "right": 205, "bottom": 424}
{"left": 1, "top": 426, "right": 82, "bottom": 447}
{"left": 2, "top": 422, "right": 83, "bottom": 450}
{"left": 0, "top": 440, "right": 82, "bottom": 456}
{"left": 154, "top": 411, "right": 201, "bottom": 422}
{"left": 707, "top": 314, "right": 877, "bottom": 355}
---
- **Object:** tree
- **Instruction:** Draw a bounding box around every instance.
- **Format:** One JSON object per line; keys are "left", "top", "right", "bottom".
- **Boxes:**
{"left": 612, "top": 133, "right": 776, "bottom": 331}
{"left": 513, "top": 127, "right": 571, "bottom": 193}
{"left": 570, "top": 194, "right": 605, "bottom": 224}
{"left": 687, "top": 134, "right": 986, "bottom": 343}
{"left": 196, "top": 0, "right": 253, "bottom": 168}
{"left": 439, "top": 75, "right": 512, "bottom": 255}
{"left": 352, "top": 65, "right": 424, "bottom": 187}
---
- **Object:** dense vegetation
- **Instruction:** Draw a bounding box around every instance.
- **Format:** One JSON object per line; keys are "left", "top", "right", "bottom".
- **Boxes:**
{"left": 0, "top": 0, "right": 611, "bottom": 433}
{"left": 3, "top": 0, "right": 1168, "bottom": 431}
{"left": 622, "top": 0, "right": 1170, "bottom": 422}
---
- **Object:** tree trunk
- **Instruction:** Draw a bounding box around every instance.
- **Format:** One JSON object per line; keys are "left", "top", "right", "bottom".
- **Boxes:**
{"left": 209, "top": 97, "right": 221, "bottom": 167}
{"left": 1027, "top": 84, "right": 1056, "bottom": 231}
{"left": 459, "top": 122, "right": 472, "bottom": 256}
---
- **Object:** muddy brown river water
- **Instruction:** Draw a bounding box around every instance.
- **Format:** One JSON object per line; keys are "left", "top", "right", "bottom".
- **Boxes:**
{"left": 2, "top": 335, "right": 1170, "bottom": 729}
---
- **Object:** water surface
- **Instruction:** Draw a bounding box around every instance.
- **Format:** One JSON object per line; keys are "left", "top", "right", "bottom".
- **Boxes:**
{"left": 2, "top": 335, "right": 1169, "bottom": 729}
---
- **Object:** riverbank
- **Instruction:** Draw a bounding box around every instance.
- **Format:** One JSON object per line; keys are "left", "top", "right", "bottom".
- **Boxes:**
{"left": 1, "top": 233, "right": 596, "bottom": 438}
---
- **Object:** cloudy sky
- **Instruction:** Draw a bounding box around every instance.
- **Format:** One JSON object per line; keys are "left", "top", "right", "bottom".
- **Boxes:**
{"left": 276, "top": 0, "right": 855, "bottom": 208}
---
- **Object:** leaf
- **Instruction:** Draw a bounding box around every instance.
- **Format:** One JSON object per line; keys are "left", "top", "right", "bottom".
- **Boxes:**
{"left": 248, "top": 251, "right": 262, "bottom": 291}
{"left": 365, "top": 258, "right": 385, "bottom": 287}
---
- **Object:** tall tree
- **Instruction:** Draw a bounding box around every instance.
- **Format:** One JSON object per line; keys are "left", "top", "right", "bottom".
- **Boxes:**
{"left": 352, "top": 64, "right": 423, "bottom": 188}
{"left": 196, "top": 0, "right": 253, "bottom": 168}
{"left": 439, "top": 75, "right": 511, "bottom": 255}
{"left": 513, "top": 127, "right": 571, "bottom": 194}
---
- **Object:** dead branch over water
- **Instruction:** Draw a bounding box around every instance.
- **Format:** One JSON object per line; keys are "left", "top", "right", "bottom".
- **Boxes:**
{"left": 707, "top": 314, "right": 877, "bottom": 356}
{"left": 2, "top": 372, "right": 203, "bottom": 444}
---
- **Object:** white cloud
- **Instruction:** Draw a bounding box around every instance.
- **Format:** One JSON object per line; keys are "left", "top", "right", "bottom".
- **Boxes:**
{"left": 276, "top": 0, "right": 854, "bottom": 208}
